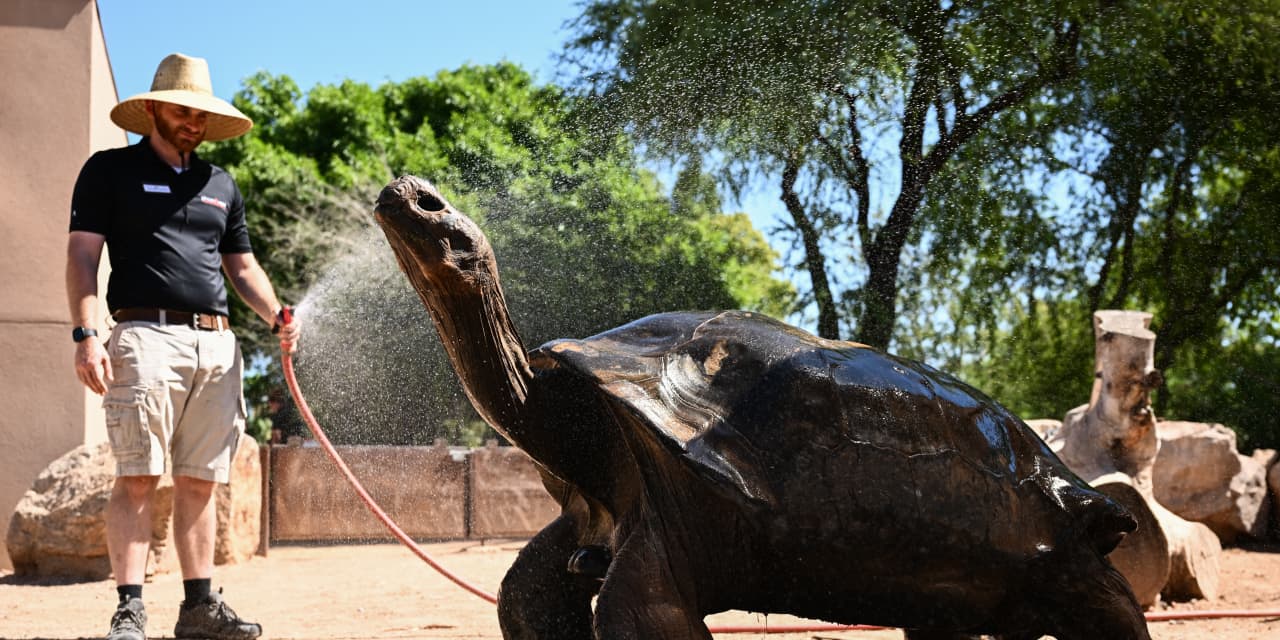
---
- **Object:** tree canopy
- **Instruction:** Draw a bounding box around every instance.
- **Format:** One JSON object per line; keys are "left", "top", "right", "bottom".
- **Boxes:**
{"left": 566, "top": 0, "right": 1108, "bottom": 347}
{"left": 910, "top": 0, "right": 1280, "bottom": 447}
{"left": 564, "top": 0, "right": 1280, "bottom": 447}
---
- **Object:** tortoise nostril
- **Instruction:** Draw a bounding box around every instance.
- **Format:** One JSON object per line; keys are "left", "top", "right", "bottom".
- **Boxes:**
{"left": 417, "top": 192, "right": 445, "bottom": 212}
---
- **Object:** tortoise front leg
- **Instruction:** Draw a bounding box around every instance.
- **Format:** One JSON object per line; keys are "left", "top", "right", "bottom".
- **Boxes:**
{"left": 498, "top": 515, "right": 599, "bottom": 640}
{"left": 593, "top": 522, "right": 711, "bottom": 640}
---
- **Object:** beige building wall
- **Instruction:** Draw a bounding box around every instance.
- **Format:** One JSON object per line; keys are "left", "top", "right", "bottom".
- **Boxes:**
{"left": 0, "top": 0, "right": 120, "bottom": 570}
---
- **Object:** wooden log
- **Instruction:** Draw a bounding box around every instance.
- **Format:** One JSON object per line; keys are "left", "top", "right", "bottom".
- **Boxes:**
{"left": 1154, "top": 500, "right": 1222, "bottom": 601}
{"left": 1090, "top": 473, "right": 1170, "bottom": 608}
{"left": 1048, "top": 310, "right": 1220, "bottom": 605}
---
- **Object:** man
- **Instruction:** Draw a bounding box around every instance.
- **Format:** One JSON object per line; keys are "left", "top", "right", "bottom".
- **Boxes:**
{"left": 66, "top": 53, "right": 300, "bottom": 640}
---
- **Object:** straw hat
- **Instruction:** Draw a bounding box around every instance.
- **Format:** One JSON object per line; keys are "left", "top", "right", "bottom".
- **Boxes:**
{"left": 110, "top": 53, "right": 253, "bottom": 141}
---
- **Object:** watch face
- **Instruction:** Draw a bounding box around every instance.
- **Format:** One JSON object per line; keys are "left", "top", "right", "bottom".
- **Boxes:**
{"left": 73, "top": 327, "right": 97, "bottom": 342}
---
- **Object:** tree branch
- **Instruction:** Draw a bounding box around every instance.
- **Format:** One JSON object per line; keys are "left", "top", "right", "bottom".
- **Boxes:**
{"left": 921, "top": 20, "right": 1083, "bottom": 180}
{"left": 813, "top": 89, "right": 873, "bottom": 252}
{"left": 1089, "top": 165, "right": 1145, "bottom": 312}
{"left": 781, "top": 152, "right": 841, "bottom": 339}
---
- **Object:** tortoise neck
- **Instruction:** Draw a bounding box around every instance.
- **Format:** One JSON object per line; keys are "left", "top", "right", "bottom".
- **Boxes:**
{"left": 418, "top": 265, "right": 534, "bottom": 440}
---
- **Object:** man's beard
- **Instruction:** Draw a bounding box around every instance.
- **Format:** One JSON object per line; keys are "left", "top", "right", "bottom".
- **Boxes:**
{"left": 154, "top": 115, "right": 204, "bottom": 155}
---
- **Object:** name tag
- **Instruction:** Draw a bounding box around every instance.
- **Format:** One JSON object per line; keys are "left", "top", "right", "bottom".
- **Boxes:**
{"left": 142, "top": 183, "right": 171, "bottom": 193}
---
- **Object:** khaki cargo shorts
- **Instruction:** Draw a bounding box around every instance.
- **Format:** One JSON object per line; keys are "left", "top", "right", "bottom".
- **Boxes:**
{"left": 103, "top": 321, "right": 246, "bottom": 483}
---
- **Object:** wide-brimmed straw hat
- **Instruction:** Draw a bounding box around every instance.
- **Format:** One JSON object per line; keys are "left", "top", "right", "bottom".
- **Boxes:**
{"left": 110, "top": 53, "right": 253, "bottom": 141}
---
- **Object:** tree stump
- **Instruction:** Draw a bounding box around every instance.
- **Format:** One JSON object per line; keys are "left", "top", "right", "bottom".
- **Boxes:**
{"left": 1047, "top": 310, "right": 1220, "bottom": 606}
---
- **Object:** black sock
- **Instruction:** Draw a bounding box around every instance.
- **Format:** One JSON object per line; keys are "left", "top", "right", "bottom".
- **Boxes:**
{"left": 117, "top": 584, "right": 143, "bottom": 603}
{"left": 183, "top": 578, "right": 212, "bottom": 605}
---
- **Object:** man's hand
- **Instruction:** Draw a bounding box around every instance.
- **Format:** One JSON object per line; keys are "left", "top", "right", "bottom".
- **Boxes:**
{"left": 66, "top": 231, "right": 109, "bottom": 393}
{"left": 74, "top": 336, "right": 113, "bottom": 395}
{"left": 274, "top": 307, "right": 301, "bottom": 355}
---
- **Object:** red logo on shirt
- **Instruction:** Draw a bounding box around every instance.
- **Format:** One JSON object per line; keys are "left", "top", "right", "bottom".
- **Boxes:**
{"left": 200, "top": 195, "right": 229, "bottom": 212}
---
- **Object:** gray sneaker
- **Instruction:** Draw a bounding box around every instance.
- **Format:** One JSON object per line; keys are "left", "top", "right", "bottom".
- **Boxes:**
{"left": 173, "top": 589, "right": 262, "bottom": 640}
{"left": 106, "top": 596, "right": 147, "bottom": 640}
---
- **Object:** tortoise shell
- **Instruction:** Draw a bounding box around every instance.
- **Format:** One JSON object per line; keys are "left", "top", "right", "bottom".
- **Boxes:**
{"left": 531, "top": 310, "right": 1108, "bottom": 528}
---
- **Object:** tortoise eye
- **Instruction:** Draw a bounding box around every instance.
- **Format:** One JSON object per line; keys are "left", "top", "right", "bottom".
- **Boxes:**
{"left": 417, "top": 192, "right": 445, "bottom": 212}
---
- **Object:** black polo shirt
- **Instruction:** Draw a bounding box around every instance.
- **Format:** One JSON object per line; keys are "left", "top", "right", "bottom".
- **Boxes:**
{"left": 69, "top": 138, "right": 253, "bottom": 316}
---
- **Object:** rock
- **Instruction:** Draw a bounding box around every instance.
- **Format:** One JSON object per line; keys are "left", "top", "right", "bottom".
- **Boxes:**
{"left": 1271, "top": 453, "right": 1280, "bottom": 499}
{"left": 6, "top": 436, "right": 261, "bottom": 580}
{"left": 1023, "top": 419, "right": 1061, "bottom": 441}
{"left": 1157, "top": 502, "right": 1223, "bottom": 601}
{"left": 1265, "top": 451, "right": 1280, "bottom": 541}
{"left": 215, "top": 435, "right": 263, "bottom": 565}
{"left": 1154, "top": 422, "right": 1271, "bottom": 543}
{"left": 5, "top": 443, "right": 169, "bottom": 579}
{"left": 1248, "top": 449, "right": 1276, "bottom": 541}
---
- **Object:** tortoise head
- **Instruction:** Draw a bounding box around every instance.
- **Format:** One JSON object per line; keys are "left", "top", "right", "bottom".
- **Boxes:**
{"left": 373, "top": 176, "right": 532, "bottom": 437}
{"left": 374, "top": 175, "right": 497, "bottom": 284}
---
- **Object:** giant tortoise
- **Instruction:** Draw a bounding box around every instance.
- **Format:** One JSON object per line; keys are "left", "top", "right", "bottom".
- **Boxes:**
{"left": 372, "top": 175, "right": 1150, "bottom": 640}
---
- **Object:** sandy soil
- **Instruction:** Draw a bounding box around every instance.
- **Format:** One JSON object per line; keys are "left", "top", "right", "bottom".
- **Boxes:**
{"left": 1, "top": 540, "right": 1277, "bottom": 640}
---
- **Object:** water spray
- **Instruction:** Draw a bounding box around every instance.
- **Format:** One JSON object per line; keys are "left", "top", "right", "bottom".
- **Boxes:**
{"left": 280, "top": 306, "right": 498, "bottom": 604}
{"left": 278, "top": 313, "right": 1280, "bottom": 634}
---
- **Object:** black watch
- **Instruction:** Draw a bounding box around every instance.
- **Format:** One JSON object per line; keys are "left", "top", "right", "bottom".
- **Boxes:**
{"left": 72, "top": 326, "right": 98, "bottom": 343}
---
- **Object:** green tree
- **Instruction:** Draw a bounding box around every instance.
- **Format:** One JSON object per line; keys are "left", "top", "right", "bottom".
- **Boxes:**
{"left": 565, "top": 1, "right": 1280, "bottom": 450}
{"left": 1078, "top": 1, "right": 1280, "bottom": 445}
{"left": 1081, "top": 2, "right": 1280, "bottom": 408}
{"left": 566, "top": 0, "right": 1109, "bottom": 348}
{"left": 1164, "top": 329, "right": 1280, "bottom": 451}
{"left": 911, "top": 1, "right": 1280, "bottom": 446}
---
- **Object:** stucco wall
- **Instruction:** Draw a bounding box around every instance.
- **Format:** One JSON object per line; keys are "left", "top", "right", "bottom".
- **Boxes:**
{"left": 0, "top": 0, "right": 120, "bottom": 570}
{"left": 269, "top": 444, "right": 559, "bottom": 542}
{"left": 469, "top": 443, "right": 563, "bottom": 538}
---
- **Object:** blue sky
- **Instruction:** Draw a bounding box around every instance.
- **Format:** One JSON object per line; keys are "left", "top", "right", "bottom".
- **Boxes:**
{"left": 98, "top": 0, "right": 582, "bottom": 103}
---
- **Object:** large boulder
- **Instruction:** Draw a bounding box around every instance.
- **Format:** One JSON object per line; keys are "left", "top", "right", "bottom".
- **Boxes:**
{"left": 6, "top": 442, "right": 173, "bottom": 579}
{"left": 6, "top": 435, "right": 261, "bottom": 579}
{"left": 1023, "top": 419, "right": 1061, "bottom": 441}
{"left": 1153, "top": 421, "right": 1271, "bottom": 543}
{"left": 1270, "top": 456, "right": 1280, "bottom": 540}
{"left": 1271, "top": 454, "right": 1280, "bottom": 496}
{"left": 215, "top": 434, "right": 264, "bottom": 565}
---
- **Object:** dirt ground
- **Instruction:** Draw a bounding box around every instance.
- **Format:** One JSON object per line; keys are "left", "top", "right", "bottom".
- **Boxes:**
{"left": 1, "top": 540, "right": 1277, "bottom": 640}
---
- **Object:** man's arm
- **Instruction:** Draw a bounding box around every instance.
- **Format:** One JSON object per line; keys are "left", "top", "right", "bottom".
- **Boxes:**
{"left": 222, "top": 252, "right": 300, "bottom": 352}
{"left": 67, "top": 231, "right": 112, "bottom": 394}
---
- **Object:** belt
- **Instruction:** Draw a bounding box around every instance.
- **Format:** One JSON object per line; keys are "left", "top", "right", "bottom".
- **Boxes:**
{"left": 112, "top": 308, "right": 231, "bottom": 331}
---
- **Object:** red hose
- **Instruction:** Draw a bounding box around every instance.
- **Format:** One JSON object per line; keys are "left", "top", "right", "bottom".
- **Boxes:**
{"left": 282, "top": 348, "right": 499, "bottom": 604}
{"left": 279, "top": 343, "right": 1280, "bottom": 634}
{"left": 1145, "top": 608, "right": 1280, "bottom": 621}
